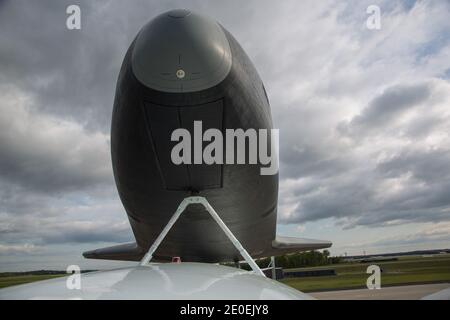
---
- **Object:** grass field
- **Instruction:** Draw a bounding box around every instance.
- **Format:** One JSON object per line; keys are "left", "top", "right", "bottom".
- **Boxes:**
{"left": 0, "top": 274, "right": 66, "bottom": 289}
{"left": 0, "top": 254, "right": 449, "bottom": 291}
{"left": 281, "top": 254, "right": 450, "bottom": 292}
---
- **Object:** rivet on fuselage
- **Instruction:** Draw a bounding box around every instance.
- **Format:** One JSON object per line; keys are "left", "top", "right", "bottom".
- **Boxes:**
{"left": 176, "top": 69, "right": 185, "bottom": 79}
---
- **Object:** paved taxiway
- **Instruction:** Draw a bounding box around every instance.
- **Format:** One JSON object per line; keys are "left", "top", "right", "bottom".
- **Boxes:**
{"left": 309, "top": 283, "right": 450, "bottom": 300}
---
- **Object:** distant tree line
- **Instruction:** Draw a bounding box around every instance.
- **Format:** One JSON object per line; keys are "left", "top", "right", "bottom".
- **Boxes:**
{"left": 226, "top": 250, "right": 342, "bottom": 270}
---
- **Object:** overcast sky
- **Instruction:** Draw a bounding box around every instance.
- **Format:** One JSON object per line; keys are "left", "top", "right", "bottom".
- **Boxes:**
{"left": 0, "top": 0, "right": 450, "bottom": 271}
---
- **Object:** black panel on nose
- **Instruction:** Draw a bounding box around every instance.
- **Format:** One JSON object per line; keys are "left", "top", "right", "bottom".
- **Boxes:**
{"left": 144, "top": 101, "right": 223, "bottom": 191}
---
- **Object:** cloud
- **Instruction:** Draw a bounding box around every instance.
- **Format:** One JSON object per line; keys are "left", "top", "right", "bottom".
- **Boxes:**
{"left": 0, "top": 85, "right": 112, "bottom": 194}
{"left": 265, "top": 1, "right": 450, "bottom": 231}
{"left": 0, "top": 83, "right": 124, "bottom": 253}
{"left": 373, "top": 222, "right": 450, "bottom": 246}
{"left": 278, "top": 77, "right": 450, "bottom": 227}
{"left": 0, "top": 212, "right": 133, "bottom": 247}
{"left": 0, "top": 243, "right": 45, "bottom": 255}
{"left": 342, "top": 221, "right": 450, "bottom": 250}
{"left": 377, "top": 149, "right": 450, "bottom": 184}
{"left": 339, "top": 82, "right": 431, "bottom": 135}
{"left": 37, "top": 220, "right": 133, "bottom": 244}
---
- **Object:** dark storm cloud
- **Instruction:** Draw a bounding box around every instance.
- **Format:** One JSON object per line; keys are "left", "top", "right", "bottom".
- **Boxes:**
{"left": 278, "top": 79, "right": 450, "bottom": 227}
{"left": 0, "top": 185, "right": 55, "bottom": 215}
{"left": 280, "top": 169, "right": 376, "bottom": 223}
{"left": 339, "top": 82, "right": 431, "bottom": 136}
{"left": 404, "top": 114, "right": 445, "bottom": 138}
{"left": 377, "top": 149, "right": 450, "bottom": 183}
{"left": 0, "top": 86, "right": 113, "bottom": 194}
{"left": 279, "top": 143, "right": 351, "bottom": 180}
{"left": 39, "top": 222, "right": 133, "bottom": 244}
{"left": 281, "top": 169, "right": 450, "bottom": 228}
{"left": 368, "top": 222, "right": 450, "bottom": 247}
{"left": 0, "top": 0, "right": 126, "bottom": 131}
{"left": 0, "top": 214, "right": 133, "bottom": 245}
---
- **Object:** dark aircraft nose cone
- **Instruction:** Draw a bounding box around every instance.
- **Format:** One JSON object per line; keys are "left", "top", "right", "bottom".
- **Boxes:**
{"left": 131, "top": 9, "right": 232, "bottom": 93}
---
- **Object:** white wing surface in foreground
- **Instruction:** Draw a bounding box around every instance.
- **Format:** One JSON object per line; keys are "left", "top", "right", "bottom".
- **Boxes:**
{"left": 0, "top": 263, "right": 311, "bottom": 300}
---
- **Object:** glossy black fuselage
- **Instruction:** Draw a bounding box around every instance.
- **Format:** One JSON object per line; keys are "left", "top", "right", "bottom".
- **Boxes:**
{"left": 112, "top": 30, "right": 278, "bottom": 262}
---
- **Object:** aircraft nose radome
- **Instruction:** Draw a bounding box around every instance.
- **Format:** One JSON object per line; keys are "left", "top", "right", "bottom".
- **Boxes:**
{"left": 167, "top": 8, "right": 191, "bottom": 18}
{"left": 131, "top": 9, "right": 232, "bottom": 93}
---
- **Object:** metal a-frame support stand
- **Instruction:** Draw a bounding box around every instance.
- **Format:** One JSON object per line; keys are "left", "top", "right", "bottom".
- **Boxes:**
{"left": 139, "top": 196, "right": 266, "bottom": 277}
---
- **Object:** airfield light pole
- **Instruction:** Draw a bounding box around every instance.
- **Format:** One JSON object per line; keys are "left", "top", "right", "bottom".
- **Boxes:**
{"left": 271, "top": 256, "right": 276, "bottom": 279}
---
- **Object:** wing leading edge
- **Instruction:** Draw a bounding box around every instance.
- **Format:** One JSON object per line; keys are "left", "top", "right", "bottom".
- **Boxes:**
{"left": 269, "top": 235, "right": 332, "bottom": 255}
{"left": 83, "top": 236, "right": 332, "bottom": 262}
{"left": 83, "top": 242, "right": 144, "bottom": 261}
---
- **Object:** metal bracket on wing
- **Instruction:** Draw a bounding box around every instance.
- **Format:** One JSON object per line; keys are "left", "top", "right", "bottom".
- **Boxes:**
{"left": 139, "top": 196, "right": 266, "bottom": 277}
